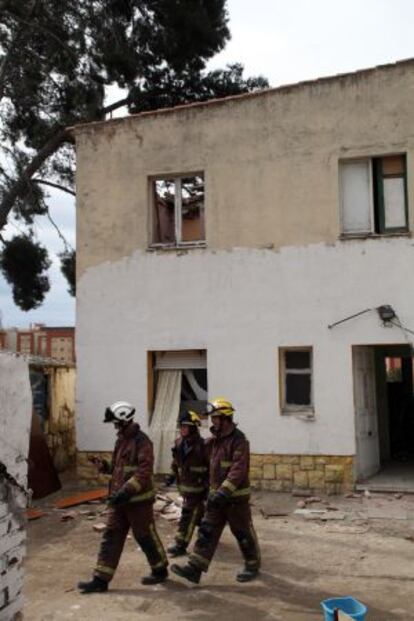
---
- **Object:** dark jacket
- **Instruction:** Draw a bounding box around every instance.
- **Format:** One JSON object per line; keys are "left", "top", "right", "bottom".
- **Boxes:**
{"left": 207, "top": 423, "right": 250, "bottom": 501}
{"left": 109, "top": 422, "right": 155, "bottom": 502}
{"left": 171, "top": 432, "right": 209, "bottom": 497}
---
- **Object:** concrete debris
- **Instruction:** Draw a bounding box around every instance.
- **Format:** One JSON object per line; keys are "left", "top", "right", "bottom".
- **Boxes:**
{"left": 60, "top": 511, "right": 77, "bottom": 521}
{"left": 363, "top": 490, "right": 372, "bottom": 499}
{"left": 294, "top": 508, "right": 346, "bottom": 521}
{"left": 305, "top": 496, "right": 322, "bottom": 504}
{"left": 394, "top": 493, "right": 403, "bottom": 499}
{"left": 296, "top": 500, "right": 306, "bottom": 509}
{"left": 160, "top": 512, "right": 181, "bottom": 521}
{"left": 153, "top": 493, "right": 182, "bottom": 522}
{"left": 260, "top": 508, "right": 289, "bottom": 519}
{"left": 92, "top": 522, "right": 106, "bottom": 532}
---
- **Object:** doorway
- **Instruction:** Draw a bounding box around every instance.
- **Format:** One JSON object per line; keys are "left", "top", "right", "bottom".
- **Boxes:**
{"left": 353, "top": 344, "right": 414, "bottom": 490}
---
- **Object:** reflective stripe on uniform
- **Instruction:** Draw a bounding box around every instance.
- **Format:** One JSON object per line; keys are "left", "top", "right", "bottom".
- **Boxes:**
{"left": 95, "top": 564, "right": 115, "bottom": 576}
{"left": 178, "top": 484, "right": 205, "bottom": 494}
{"left": 220, "top": 461, "right": 232, "bottom": 468}
{"left": 210, "top": 485, "right": 250, "bottom": 497}
{"left": 149, "top": 524, "right": 167, "bottom": 566}
{"left": 126, "top": 476, "right": 142, "bottom": 492}
{"left": 129, "top": 489, "right": 155, "bottom": 502}
{"left": 190, "top": 466, "right": 208, "bottom": 472}
{"left": 123, "top": 465, "right": 136, "bottom": 473}
{"left": 190, "top": 552, "right": 210, "bottom": 570}
{"left": 221, "top": 479, "right": 236, "bottom": 493}
{"left": 232, "top": 487, "right": 250, "bottom": 497}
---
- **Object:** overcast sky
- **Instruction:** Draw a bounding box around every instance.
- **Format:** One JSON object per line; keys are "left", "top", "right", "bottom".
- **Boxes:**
{"left": 1, "top": 0, "right": 414, "bottom": 327}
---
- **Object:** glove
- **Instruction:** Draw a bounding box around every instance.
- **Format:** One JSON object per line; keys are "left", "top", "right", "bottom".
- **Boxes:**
{"left": 206, "top": 490, "right": 229, "bottom": 511}
{"left": 107, "top": 488, "right": 130, "bottom": 507}
{"left": 164, "top": 473, "right": 176, "bottom": 487}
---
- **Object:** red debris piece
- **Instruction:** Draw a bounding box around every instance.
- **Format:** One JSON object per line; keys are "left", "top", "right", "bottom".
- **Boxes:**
{"left": 54, "top": 488, "right": 107, "bottom": 509}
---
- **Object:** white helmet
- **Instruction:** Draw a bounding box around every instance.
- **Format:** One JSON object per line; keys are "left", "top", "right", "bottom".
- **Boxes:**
{"left": 104, "top": 401, "right": 135, "bottom": 423}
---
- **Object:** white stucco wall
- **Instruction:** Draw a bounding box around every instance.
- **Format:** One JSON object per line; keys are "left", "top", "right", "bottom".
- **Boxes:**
{"left": 0, "top": 354, "right": 32, "bottom": 620}
{"left": 76, "top": 237, "right": 414, "bottom": 456}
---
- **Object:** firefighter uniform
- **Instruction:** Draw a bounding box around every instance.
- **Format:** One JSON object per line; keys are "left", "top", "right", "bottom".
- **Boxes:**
{"left": 188, "top": 421, "right": 260, "bottom": 576}
{"left": 169, "top": 428, "right": 209, "bottom": 553}
{"left": 93, "top": 422, "right": 168, "bottom": 582}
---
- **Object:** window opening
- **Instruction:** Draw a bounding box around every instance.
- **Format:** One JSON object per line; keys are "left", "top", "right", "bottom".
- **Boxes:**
{"left": 151, "top": 174, "right": 205, "bottom": 246}
{"left": 340, "top": 154, "right": 408, "bottom": 236}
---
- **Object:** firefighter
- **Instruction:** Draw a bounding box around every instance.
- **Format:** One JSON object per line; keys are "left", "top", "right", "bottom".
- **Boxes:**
{"left": 77, "top": 401, "right": 168, "bottom": 593}
{"left": 165, "top": 410, "right": 208, "bottom": 557}
{"left": 171, "top": 397, "right": 260, "bottom": 584}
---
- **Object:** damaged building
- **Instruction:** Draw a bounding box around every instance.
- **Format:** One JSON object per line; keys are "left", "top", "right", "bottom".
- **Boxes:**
{"left": 72, "top": 58, "right": 414, "bottom": 494}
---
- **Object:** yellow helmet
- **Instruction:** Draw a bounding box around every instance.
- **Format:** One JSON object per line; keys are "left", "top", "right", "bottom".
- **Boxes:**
{"left": 207, "top": 397, "right": 235, "bottom": 417}
{"left": 179, "top": 410, "right": 201, "bottom": 426}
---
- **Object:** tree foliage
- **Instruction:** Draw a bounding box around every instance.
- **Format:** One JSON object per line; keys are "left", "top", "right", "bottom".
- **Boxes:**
{"left": 0, "top": 235, "right": 51, "bottom": 310}
{"left": 0, "top": 0, "right": 268, "bottom": 310}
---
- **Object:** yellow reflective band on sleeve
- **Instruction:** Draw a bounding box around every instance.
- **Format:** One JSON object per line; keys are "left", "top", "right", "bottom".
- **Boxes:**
{"left": 178, "top": 484, "right": 205, "bottom": 494}
{"left": 220, "top": 461, "right": 232, "bottom": 468}
{"left": 123, "top": 465, "right": 136, "bottom": 473}
{"left": 232, "top": 486, "right": 250, "bottom": 497}
{"left": 95, "top": 564, "right": 114, "bottom": 576}
{"left": 127, "top": 476, "right": 142, "bottom": 492}
{"left": 129, "top": 489, "right": 155, "bottom": 502}
{"left": 221, "top": 479, "right": 236, "bottom": 493}
{"left": 190, "top": 466, "right": 208, "bottom": 473}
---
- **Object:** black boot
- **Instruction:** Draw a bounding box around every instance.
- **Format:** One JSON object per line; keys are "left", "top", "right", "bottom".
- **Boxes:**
{"left": 77, "top": 576, "right": 108, "bottom": 593}
{"left": 141, "top": 567, "right": 168, "bottom": 585}
{"left": 167, "top": 542, "right": 187, "bottom": 557}
{"left": 236, "top": 566, "right": 259, "bottom": 583}
{"left": 171, "top": 562, "right": 202, "bottom": 584}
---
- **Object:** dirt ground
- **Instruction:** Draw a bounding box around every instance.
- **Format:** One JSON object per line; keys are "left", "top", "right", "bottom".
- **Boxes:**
{"left": 24, "top": 489, "right": 414, "bottom": 620}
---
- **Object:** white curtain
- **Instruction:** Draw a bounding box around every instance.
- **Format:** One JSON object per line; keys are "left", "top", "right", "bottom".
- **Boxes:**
{"left": 149, "top": 369, "right": 182, "bottom": 474}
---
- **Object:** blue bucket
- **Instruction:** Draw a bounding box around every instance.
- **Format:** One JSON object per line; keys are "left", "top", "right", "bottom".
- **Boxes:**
{"left": 321, "top": 596, "right": 367, "bottom": 621}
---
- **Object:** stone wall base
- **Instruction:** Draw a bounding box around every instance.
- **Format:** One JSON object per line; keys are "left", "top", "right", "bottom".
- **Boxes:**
{"left": 78, "top": 451, "right": 355, "bottom": 495}
{"left": 250, "top": 454, "right": 355, "bottom": 495}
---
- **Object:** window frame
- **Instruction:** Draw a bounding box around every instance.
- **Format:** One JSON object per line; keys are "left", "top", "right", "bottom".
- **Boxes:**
{"left": 279, "top": 346, "right": 314, "bottom": 415}
{"left": 373, "top": 156, "right": 409, "bottom": 235}
{"left": 149, "top": 172, "right": 206, "bottom": 249}
{"left": 339, "top": 154, "right": 409, "bottom": 238}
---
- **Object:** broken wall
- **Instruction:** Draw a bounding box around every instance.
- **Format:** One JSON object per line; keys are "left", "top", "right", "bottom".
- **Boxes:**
{"left": 0, "top": 353, "right": 32, "bottom": 620}
{"left": 45, "top": 367, "right": 76, "bottom": 471}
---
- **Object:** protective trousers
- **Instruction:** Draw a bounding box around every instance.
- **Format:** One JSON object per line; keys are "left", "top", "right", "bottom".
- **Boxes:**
{"left": 189, "top": 500, "right": 260, "bottom": 572}
{"left": 94, "top": 502, "right": 168, "bottom": 582}
{"left": 175, "top": 495, "right": 204, "bottom": 548}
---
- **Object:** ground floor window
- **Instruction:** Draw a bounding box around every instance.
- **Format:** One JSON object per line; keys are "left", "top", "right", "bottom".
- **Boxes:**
{"left": 279, "top": 347, "right": 313, "bottom": 414}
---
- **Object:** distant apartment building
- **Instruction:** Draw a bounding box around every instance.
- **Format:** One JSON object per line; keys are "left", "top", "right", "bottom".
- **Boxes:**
{"left": 0, "top": 324, "right": 75, "bottom": 364}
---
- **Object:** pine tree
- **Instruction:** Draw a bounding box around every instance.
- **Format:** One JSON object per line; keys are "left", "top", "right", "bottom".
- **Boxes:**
{"left": 0, "top": 1, "right": 267, "bottom": 309}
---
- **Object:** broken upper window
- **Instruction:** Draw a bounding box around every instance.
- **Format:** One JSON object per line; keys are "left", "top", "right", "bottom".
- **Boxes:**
{"left": 340, "top": 154, "right": 408, "bottom": 236}
{"left": 151, "top": 174, "right": 205, "bottom": 246}
{"left": 280, "top": 347, "right": 313, "bottom": 414}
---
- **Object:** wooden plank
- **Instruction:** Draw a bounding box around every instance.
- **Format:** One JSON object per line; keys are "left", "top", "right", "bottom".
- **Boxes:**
{"left": 54, "top": 488, "right": 107, "bottom": 509}
{"left": 337, "top": 611, "right": 355, "bottom": 621}
{"left": 26, "top": 508, "right": 46, "bottom": 520}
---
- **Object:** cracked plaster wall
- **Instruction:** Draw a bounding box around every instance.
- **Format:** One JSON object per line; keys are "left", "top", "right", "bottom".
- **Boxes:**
{"left": 0, "top": 354, "right": 32, "bottom": 621}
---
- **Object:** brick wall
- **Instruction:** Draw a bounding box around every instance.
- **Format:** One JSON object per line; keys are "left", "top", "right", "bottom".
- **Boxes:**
{"left": 0, "top": 354, "right": 32, "bottom": 621}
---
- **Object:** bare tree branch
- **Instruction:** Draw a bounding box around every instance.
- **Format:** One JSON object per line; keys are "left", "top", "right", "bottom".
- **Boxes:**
{"left": 0, "top": 92, "right": 134, "bottom": 230}
{"left": 44, "top": 205, "right": 74, "bottom": 251}
{"left": 33, "top": 178, "right": 76, "bottom": 196}
{"left": 0, "top": 127, "right": 69, "bottom": 229}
